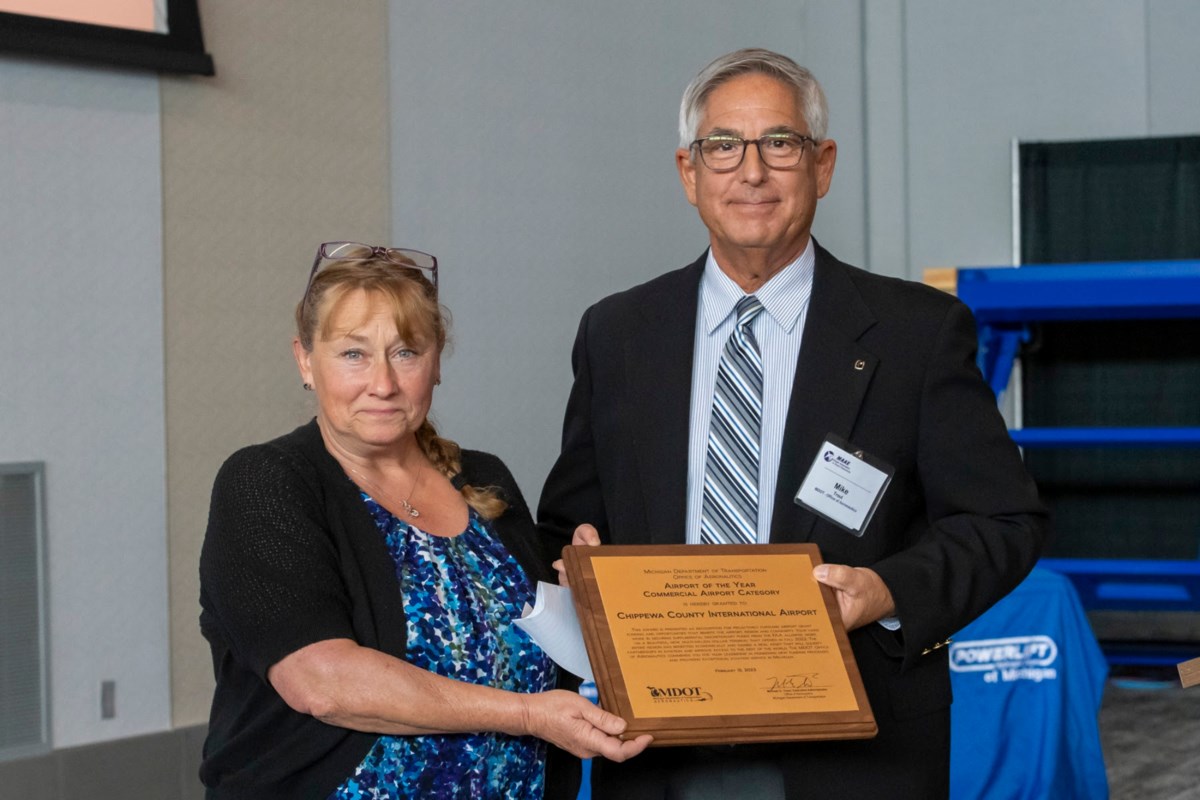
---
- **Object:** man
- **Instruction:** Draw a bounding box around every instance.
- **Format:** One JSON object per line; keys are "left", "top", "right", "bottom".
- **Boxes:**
{"left": 538, "top": 48, "right": 1047, "bottom": 798}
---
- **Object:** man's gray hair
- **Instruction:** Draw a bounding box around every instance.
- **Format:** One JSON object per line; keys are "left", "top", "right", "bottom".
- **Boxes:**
{"left": 678, "top": 48, "right": 828, "bottom": 150}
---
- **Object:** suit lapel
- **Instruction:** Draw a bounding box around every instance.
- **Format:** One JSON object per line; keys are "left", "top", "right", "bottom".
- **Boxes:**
{"left": 627, "top": 256, "right": 705, "bottom": 544}
{"left": 770, "top": 246, "right": 879, "bottom": 543}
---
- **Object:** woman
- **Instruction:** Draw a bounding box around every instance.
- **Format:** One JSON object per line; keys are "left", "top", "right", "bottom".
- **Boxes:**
{"left": 199, "top": 242, "right": 649, "bottom": 799}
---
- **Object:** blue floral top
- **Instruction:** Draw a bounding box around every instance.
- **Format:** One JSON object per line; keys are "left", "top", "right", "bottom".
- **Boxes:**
{"left": 329, "top": 497, "right": 556, "bottom": 800}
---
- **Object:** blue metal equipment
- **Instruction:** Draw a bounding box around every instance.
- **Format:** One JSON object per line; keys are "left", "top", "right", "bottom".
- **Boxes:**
{"left": 954, "top": 260, "right": 1200, "bottom": 659}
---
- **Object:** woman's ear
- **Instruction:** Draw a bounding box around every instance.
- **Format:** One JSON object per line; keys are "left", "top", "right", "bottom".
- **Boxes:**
{"left": 292, "top": 338, "right": 314, "bottom": 389}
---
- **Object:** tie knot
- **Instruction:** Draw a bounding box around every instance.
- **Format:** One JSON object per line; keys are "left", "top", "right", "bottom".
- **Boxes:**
{"left": 735, "top": 295, "right": 764, "bottom": 328}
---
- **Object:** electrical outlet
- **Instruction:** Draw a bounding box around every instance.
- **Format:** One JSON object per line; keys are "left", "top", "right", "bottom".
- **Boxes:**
{"left": 101, "top": 680, "right": 116, "bottom": 719}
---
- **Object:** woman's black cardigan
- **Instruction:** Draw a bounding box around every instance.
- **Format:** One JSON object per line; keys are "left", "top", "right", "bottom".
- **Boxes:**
{"left": 199, "top": 420, "right": 577, "bottom": 799}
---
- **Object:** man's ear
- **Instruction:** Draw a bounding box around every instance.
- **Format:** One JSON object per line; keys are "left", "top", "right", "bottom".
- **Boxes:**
{"left": 676, "top": 147, "right": 699, "bottom": 207}
{"left": 814, "top": 138, "right": 837, "bottom": 199}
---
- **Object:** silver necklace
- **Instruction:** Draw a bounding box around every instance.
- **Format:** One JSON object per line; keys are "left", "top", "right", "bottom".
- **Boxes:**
{"left": 348, "top": 462, "right": 425, "bottom": 518}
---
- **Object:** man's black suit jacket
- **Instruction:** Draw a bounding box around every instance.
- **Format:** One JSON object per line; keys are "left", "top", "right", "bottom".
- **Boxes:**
{"left": 538, "top": 243, "right": 1048, "bottom": 798}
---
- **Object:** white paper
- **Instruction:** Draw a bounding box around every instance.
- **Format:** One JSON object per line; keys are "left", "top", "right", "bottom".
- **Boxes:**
{"left": 514, "top": 582, "right": 594, "bottom": 682}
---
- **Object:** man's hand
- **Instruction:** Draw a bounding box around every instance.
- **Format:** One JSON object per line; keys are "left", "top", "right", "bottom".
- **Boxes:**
{"left": 812, "top": 564, "right": 895, "bottom": 631}
{"left": 553, "top": 524, "right": 602, "bottom": 587}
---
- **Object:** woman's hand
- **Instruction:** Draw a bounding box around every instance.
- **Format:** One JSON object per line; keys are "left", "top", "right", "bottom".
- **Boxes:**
{"left": 519, "top": 689, "right": 652, "bottom": 761}
{"left": 270, "top": 638, "right": 651, "bottom": 759}
{"left": 553, "top": 523, "right": 601, "bottom": 587}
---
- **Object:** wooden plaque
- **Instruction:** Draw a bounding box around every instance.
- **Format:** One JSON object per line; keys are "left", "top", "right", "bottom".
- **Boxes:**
{"left": 564, "top": 543, "right": 877, "bottom": 746}
{"left": 1180, "top": 656, "right": 1200, "bottom": 689}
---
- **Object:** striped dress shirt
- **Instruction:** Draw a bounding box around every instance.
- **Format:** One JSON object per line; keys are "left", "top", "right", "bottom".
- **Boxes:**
{"left": 685, "top": 240, "right": 815, "bottom": 544}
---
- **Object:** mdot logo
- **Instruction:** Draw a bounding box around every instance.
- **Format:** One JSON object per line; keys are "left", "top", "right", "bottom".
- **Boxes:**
{"left": 646, "top": 685, "right": 713, "bottom": 703}
{"left": 949, "top": 635, "right": 1057, "bottom": 672}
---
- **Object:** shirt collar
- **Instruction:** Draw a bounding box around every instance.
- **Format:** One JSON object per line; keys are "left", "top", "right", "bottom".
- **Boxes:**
{"left": 700, "top": 239, "right": 815, "bottom": 335}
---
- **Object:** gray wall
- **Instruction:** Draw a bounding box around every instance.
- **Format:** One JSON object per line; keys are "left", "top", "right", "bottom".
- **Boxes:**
{"left": 396, "top": 0, "right": 1200, "bottom": 504}
{"left": 389, "top": 1, "right": 869, "bottom": 500}
{"left": 0, "top": 56, "right": 170, "bottom": 748}
{"left": 1, "top": 0, "right": 394, "bottom": 757}
{"left": 904, "top": 0, "right": 1180, "bottom": 271}
{"left": 2, "top": 0, "right": 1200, "bottom": 778}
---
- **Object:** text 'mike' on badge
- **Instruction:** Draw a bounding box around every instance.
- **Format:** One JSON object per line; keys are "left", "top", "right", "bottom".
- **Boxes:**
{"left": 794, "top": 434, "right": 893, "bottom": 536}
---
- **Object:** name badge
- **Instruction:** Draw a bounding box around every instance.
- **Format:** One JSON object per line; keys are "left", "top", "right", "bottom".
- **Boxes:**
{"left": 794, "top": 434, "right": 893, "bottom": 537}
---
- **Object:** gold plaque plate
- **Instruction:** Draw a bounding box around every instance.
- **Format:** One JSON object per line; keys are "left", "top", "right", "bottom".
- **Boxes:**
{"left": 564, "top": 543, "right": 877, "bottom": 746}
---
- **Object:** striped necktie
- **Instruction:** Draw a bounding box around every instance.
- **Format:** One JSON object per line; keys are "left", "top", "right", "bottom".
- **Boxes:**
{"left": 700, "top": 295, "right": 766, "bottom": 545}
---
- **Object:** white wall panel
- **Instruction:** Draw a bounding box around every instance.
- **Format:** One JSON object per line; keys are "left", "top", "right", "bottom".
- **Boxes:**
{"left": 0, "top": 56, "right": 169, "bottom": 747}
{"left": 904, "top": 0, "right": 1149, "bottom": 272}
{"left": 862, "top": 1, "right": 910, "bottom": 279}
{"left": 1148, "top": 0, "right": 1200, "bottom": 135}
{"left": 802, "top": 0, "right": 868, "bottom": 270}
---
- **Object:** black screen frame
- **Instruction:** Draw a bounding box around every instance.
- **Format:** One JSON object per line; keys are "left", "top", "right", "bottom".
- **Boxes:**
{"left": 0, "top": 0, "right": 213, "bottom": 76}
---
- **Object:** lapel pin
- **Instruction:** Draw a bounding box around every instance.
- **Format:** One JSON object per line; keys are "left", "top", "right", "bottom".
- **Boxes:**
{"left": 854, "top": 359, "right": 866, "bottom": 371}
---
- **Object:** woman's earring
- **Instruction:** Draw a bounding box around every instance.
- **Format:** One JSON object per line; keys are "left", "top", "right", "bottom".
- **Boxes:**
{"left": 302, "top": 383, "right": 313, "bottom": 391}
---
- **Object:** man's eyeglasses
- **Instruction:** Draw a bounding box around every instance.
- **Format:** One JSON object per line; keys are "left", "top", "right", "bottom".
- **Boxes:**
{"left": 690, "top": 133, "right": 816, "bottom": 172}
{"left": 304, "top": 241, "right": 438, "bottom": 302}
